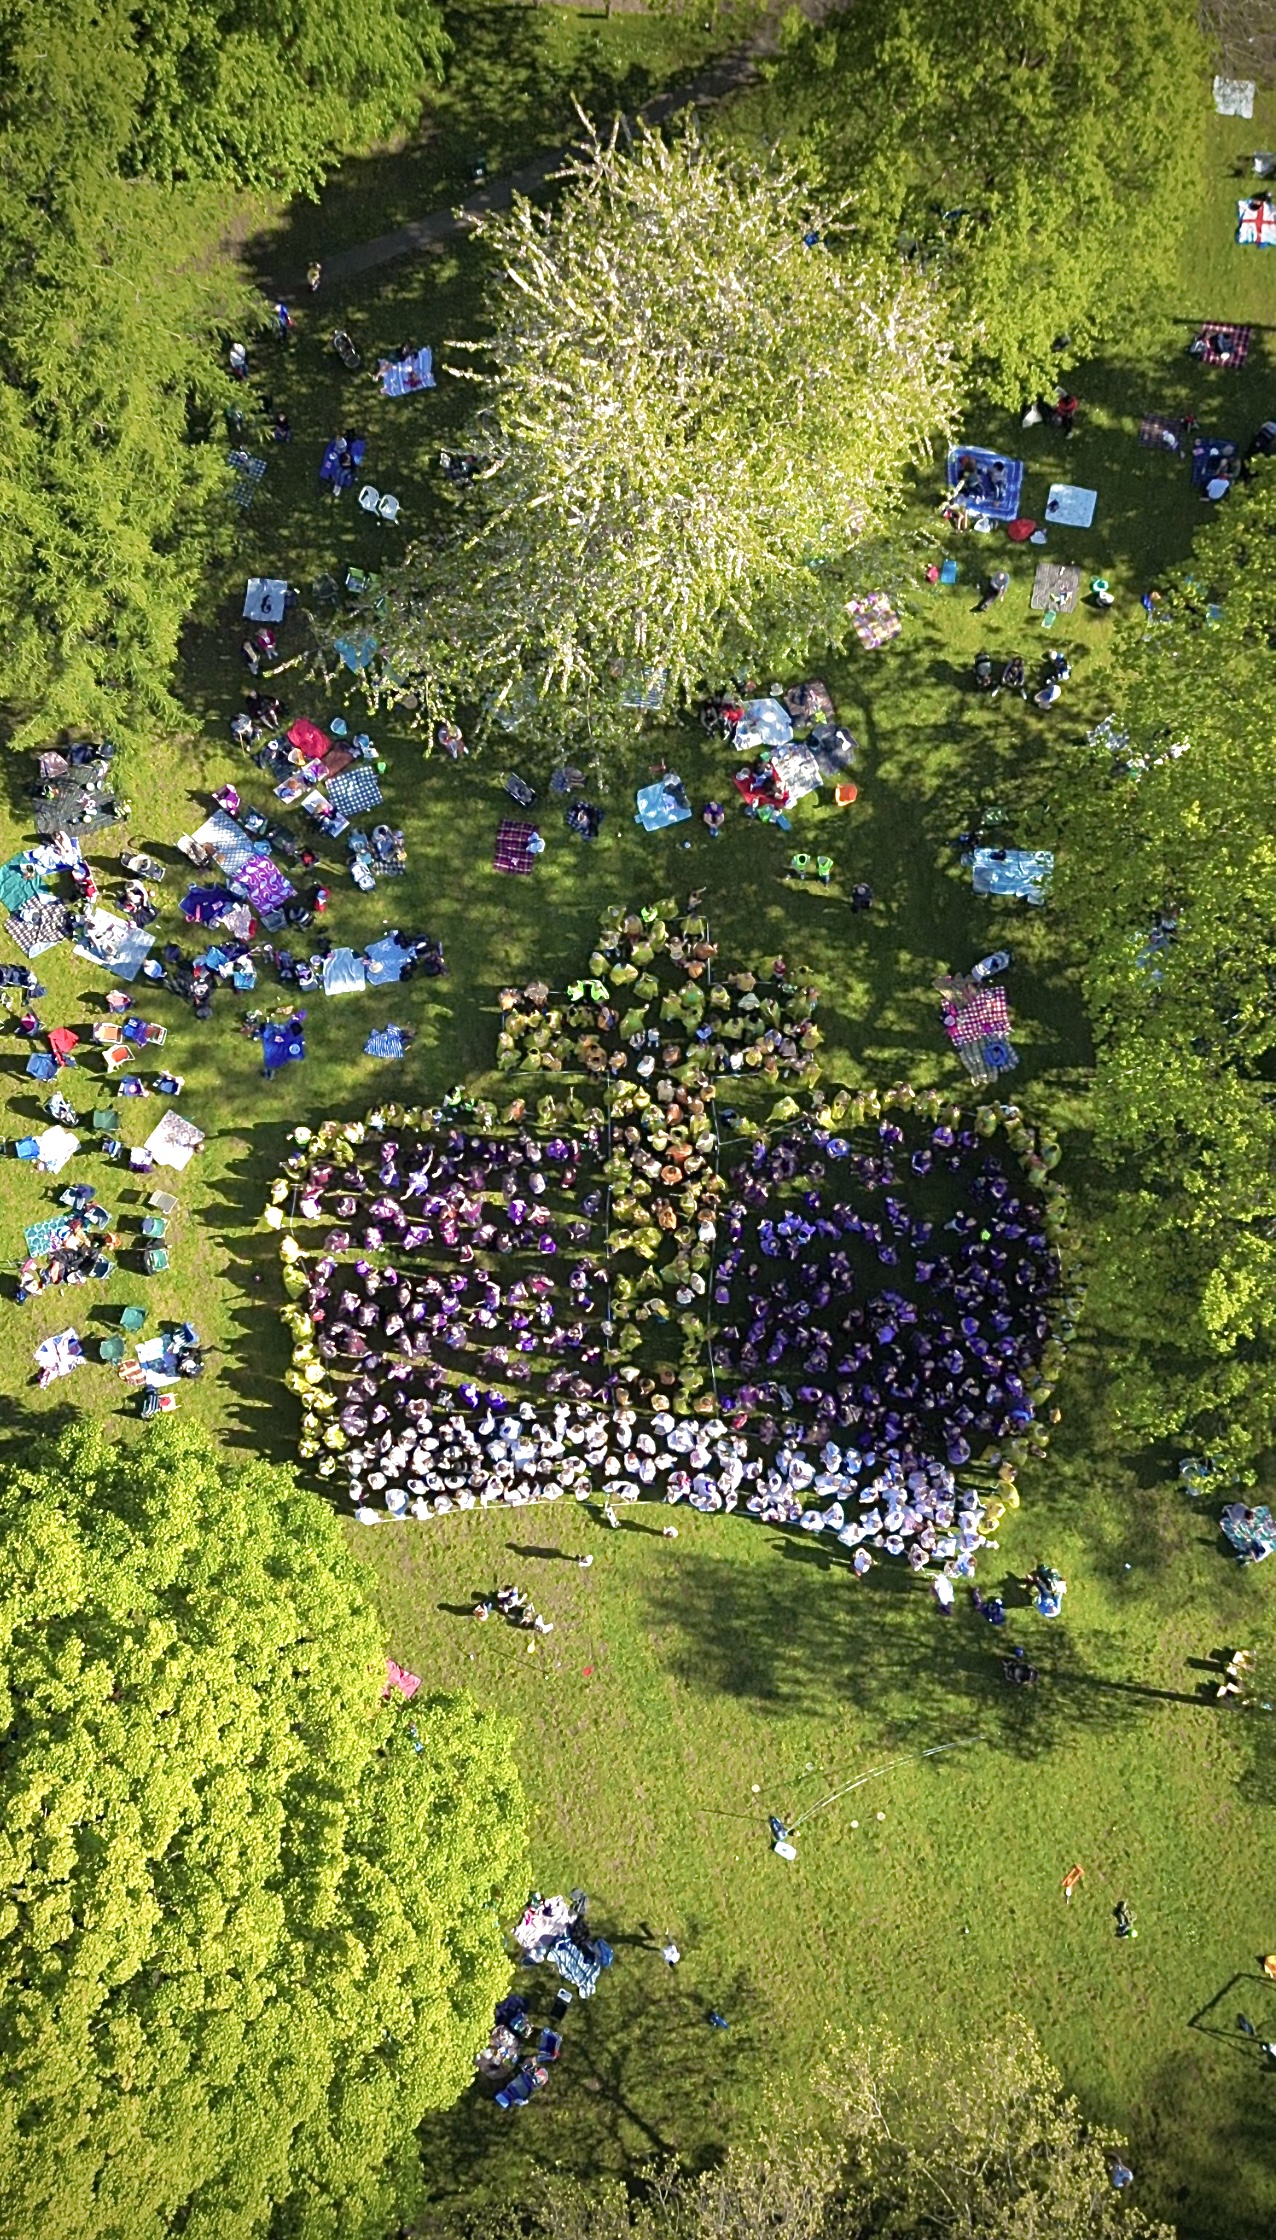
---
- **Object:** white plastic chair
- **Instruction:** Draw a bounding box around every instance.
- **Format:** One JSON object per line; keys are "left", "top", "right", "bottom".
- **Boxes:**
{"left": 357, "top": 484, "right": 380, "bottom": 514}
{"left": 377, "top": 492, "right": 401, "bottom": 524}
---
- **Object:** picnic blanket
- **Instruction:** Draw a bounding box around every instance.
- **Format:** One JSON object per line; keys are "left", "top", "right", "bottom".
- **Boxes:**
{"left": 7, "top": 897, "right": 72, "bottom": 956}
{"left": 192, "top": 809, "right": 259, "bottom": 879}
{"left": 326, "top": 766, "right": 383, "bottom": 817}
{"left": 807, "top": 723, "right": 858, "bottom": 778}
{"left": 1139, "top": 412, "right": 1188, "bottom": 451}
{"left": 288, "top": 717, "right": 329, "bottom": 760}
{"left": 1193, "top": 323, "right": 1252, "bottom": 368}
{"left": 234, "top": 856, "right": 294, "bottom": 913}
{"left": 227, "top": 451, "right": 267, "bottom": 509}
{"left": 144, "top": 1112, "right": 205, "bottom": 1171}
{"left": 1220, "top": 1501, "right": 1276, "bottom": 1562}
{"left": 379, "top": 347, "right": 435, "bottom": 397}
{"left": 34, "top": 1328, "right": 85, "bottom": 1381}
{"left": 768, "top": 743, "right": 823, "bottom": 805}
{"left": 323, "top": 947, "right": 367, "bottom": 996}
{"left": 0, "top": 853, "right": 47, "bottom": 915}
{"left": 364, "top": 935, "right": 411, "bottom": 986}
{"left": 1030, "top": 562, "right": 1082, "bottom": 614}
{"left": 334, "top": 631, "right": 378, "bottom": 671}
{"left": 943, "top": 986, "right": 1011, "bottom": 1047}
{"left": 946, "top": 446, "right": 1024, "bottom": 521}
{"left": 846, "top": 591, "right": 902, "bottom": 648}
{"left": 365, "top": 1024, "right": 409, "bottom": 1059}
{"left": 494, "top": 818, "right": 541, "bottom": 870}
{"left": 1214, "top": 74, "right": 1255, "bottom": 118}
{"left": 1190, "top": 436, "right": 1239, "bottom": 491}
{"left": 634, "top": 779, "right": 692, "bottom": 833}
{"left": 734, "top": 698, "right": 792, "bottom": 749}
{"left": 1237, "top": 196, "right": 1276, "bottom": 246}
{"left": 74, "top": 907, "right": 154, "bottom": 982}
{"left": 1044, "top": 484, "right": 1097, "bottom": 529}
{"left": 263, "top": 1022, "right": 305, "bottom": 1073}
{"left": 243, "top": 577, "right": 288, "bottom": 623}
{"left": 318, "top": 436, "right": 366, "bottom": 488}
{"left": 35, "top": 1126, "right": 79, "bottom": 1173}
{"left": 971, "top": 848, "right": 1054, "bottom": 903}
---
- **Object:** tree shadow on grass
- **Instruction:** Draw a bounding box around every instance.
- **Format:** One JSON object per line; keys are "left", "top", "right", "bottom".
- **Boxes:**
{"left": 1137, "top": 2040, "right": 1276, "bottom": 2240}
{"left": 640, "top": 1528, "right": 1221, "bottom": 1760}
{"left": 416, "top": 1952, "right": 759, "bottom": 2211}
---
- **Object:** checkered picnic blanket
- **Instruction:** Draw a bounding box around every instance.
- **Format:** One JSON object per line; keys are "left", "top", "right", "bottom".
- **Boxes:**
{"left": 943, "top": 987, "right": 1010, "bottom": 1047}
{"left": 1238, "top": 198, "right": 1276, "bottom": 247}
{"left": 7, "top": 898, "right": 71, "bottom": 956}
{"left": 364, "top": 1025, "right": 409, "bottom": 1059}
{"left": 327, "top": 766, "right": 383, "bottom": 817}
{"left": 1195, "top": 323, "right": 1252, "bottom": 367}
{"left": 846, "top": 592, "right": 902, "bottom": 649}
{"left": 494, "top": 820, "right": 538, "bottom": 874}
{"left": 227, "top": 451, "right": 267, "bottom": 509}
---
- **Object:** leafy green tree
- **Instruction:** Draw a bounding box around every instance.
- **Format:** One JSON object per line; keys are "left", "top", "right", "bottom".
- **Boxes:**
{"left": 443, "top": 2020, "right": 1170, "bottom": 2240}
{"left": 0, "top": 1422, "right": 528, "bottom": 2240}
{"left": 1054, "top": 466, "right": 1276, "bottom": 1473}
{"left": 0, "top": 0, "right": 447, "bottom": 751}
{"left": 751, "top": 0, "right": 1208, "bottom": 405}
{"left": 375, "top": 122, "right": 958, "bottom": 755}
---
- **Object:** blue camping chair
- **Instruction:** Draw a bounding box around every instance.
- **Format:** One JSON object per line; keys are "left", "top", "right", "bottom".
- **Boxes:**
{"left": 15, "top": 1138, "right": 39, "bottom": 1160}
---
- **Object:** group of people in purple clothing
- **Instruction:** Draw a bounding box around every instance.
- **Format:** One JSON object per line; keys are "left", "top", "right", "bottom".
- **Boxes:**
{"left": 280, "top": 1089, "right": 1068, "bottom": 1583}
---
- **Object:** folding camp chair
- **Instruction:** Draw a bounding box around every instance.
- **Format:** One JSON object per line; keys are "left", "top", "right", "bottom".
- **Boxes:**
{"left": 15, "top": 1138, "right": 39, "bottom": 1160}
{"left": 99, "top": 1336, "right": 125, "bottom": 1364}
{"left": 834, "top": 783, "right": 859, "bottom": 806}
{"left": 149, "top": 1191, "right": 178, "bottom": 1216}
{"left": 119, "top": 1305, "right": 147, "bottom": 1332}
{"left": 102, "top": 1045, "right": 130, "bottom": 1072}
{"left": 142, "top": 1247, "right": 169, "bottom": 1274}
{"left": 141, "top": 1216, "right": 168, "bottom": 1240}
{"left": 92, "top": 1109, "right": 116, "bottom": 1132}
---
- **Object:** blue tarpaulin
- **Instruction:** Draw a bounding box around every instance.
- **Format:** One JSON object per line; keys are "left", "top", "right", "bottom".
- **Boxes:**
{"left": 263, "top": 1023, "right": 306, "bottom": 1073}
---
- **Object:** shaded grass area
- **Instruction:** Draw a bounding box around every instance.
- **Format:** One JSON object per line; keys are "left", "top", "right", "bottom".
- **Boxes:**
{"left": 245, "top": 0, "right": 760, "bottom": 279}
{"left": 0, "top": 65, "right": 1272, "bottom": 2240}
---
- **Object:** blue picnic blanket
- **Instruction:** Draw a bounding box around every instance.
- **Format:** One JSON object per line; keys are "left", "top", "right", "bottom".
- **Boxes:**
{"left": 364, "top": 1025, "right": 409, "bottom": 1060}
{"left": 970, "top": 848, "right": 1053, "bottom": 903}
{"left": 1190, "top": 437, "right": 1239, "bottom": 490}
{"left": 545, "top": 1934, "right": 612, "bottom": 1998}
{"left": 379, "top": 347, "right": 435, "bottom": 397}
{"left": 946, "top": 446, "right": 1024, "bottom": 521}
{"left": 635, "top": 777, "right": 692, "bottom": 832}
{"left": 263, "top": 1023, "right": 306, "bottom": 1073}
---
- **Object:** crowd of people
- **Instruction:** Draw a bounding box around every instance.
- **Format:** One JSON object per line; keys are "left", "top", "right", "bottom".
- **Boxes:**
{"left": 272, "top": 913, "right": 1074, "bottom": 1586}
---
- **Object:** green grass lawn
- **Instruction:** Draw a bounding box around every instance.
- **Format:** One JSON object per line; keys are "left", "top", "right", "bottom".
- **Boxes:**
{"left": 1, "top": 64, "right": 1275, "bottom": 2240}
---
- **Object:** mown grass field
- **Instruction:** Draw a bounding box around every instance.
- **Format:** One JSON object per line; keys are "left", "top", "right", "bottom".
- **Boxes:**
{"left": 0, "top": 59, "right": 1273, "bottom": 2239}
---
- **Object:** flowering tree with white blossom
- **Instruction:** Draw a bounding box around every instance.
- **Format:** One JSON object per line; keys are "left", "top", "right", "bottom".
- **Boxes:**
{"left": 376, "top": 121, "right": 959, "bottom": 752}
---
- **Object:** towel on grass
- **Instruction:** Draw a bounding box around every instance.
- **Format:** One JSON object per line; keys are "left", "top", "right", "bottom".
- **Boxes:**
{"left": 379, "top": 347, "right": 435, "bottom": 397}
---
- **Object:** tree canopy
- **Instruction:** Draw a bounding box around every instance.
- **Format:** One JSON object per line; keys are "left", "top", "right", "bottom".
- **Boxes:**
{"left": 754, "top": 0, "right": 1208, "bottom": 405}
{"left": 375, "top": 122, "right": 958, "bottom": 754}
{"left": 1055, "top": 465, "right": 1276, "bottom": 1474}
{"left": 0, "top": 1422, "right": 528, "bottom": 2240}
{"left": 448, "top": 2019, "right": 1171, "bottom": 2240}
{"left": 0, "top": 0, "right": 446, "bottom": 753}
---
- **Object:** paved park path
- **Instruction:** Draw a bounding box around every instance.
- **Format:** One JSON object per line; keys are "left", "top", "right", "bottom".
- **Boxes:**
{"left": 310, "top": 0, "right": 841, "bottom": 289}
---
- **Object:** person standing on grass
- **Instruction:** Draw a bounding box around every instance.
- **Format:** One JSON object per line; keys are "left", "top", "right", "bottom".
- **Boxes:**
{"left": 660, "top": 1938, "right": 680, "bottom": 1966}
{"left": 306, "top": 261, "right": 322, "bottom": 293}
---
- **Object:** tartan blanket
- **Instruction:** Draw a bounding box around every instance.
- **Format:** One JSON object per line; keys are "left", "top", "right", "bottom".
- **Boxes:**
{"left": 1238, "top": 198, "right": 1276, "bottom": 247}
{"left": 846, "top": 592, "right": 902, "bottom": 649}
{"left": 943, "top": 986, "right": 1010, "bottom": 1047}
{"left": 1194, "top": 323, "right": 1252, "bottom": 367}
{"left": 494, "top": 820, "right": 538, "bottom": 874}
